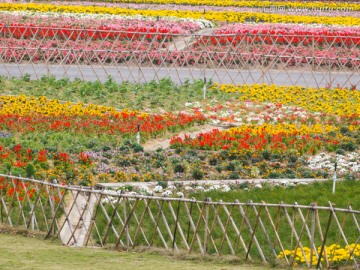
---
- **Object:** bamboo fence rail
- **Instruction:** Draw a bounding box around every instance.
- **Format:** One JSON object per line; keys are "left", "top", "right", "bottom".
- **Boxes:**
{"left": 0, "top": 174, "right": 359, "bottom": 269}
{"left": 0, "top": 26, "right": 359, "bottom": 88}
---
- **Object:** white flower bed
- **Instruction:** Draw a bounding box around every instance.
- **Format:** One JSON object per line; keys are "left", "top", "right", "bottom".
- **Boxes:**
{"left": 307, "top": 152, "right": 360, "bottom": 174}
{"left": 99, "top": 178, "right": 325, "bottom": 204}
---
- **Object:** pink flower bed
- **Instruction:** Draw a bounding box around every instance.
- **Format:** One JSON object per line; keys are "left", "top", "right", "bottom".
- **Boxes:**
{"left": 49, "top": 2, "right": 360, "bottom": 18}
{"left": 212, "top": 24, "right": 360, "bottom": 46}
{"left": 0, "top": 20, "right": 358, "bottom": 68}
{"left": 1, "top": 35, "right": 358, "bottom": 68}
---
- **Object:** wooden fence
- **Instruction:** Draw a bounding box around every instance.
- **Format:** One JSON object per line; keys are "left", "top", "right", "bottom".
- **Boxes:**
{"left": 0, "top": 26, "right": 359, "bottom": 88}
{"left": 0, "top": 174, "right": 359, "bottom": 269}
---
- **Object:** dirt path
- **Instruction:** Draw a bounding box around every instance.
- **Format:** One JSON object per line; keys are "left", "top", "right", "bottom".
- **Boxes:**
{"left": 143, "top": 124, "right": 219, "bottom": 151}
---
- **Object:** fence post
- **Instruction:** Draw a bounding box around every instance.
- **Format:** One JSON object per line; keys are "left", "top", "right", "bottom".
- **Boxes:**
{"left": 102, "top": 195, "right": 122, "bottom": 244}
{"left": 245, "top": 200, "right": 263, "bottom": 261}
{"left": 203, "top": 197, "right": 210, "bottom": 254}
{"left": 115, "top": 198, "right": 140, "bottom": 248}
{"left": 186, "top": 198, "right": 194, "bottom": 243}
{"left": 310, "top": 202, "right": 316, "bottom": 268}
{"left": 84, "top": 192, "right": 103, "bottom": 247}
{"left": 316, "top": 202, "right": 334, "bottom": 269}
{"left": 0, "top": 187, "right": 3, "bottom": 224}
{"left": 122, "top": 191, "right": 130, "bottom": 248}
{"left": 172, "top": 199, "right": 181, "bottom": 251}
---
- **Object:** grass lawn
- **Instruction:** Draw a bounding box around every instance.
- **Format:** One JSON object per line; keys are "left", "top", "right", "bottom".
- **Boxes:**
{"left": 0, "top": 233, "right": 273, "bottom": 270}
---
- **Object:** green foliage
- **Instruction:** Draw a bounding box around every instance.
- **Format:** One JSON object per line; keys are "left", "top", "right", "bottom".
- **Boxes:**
{"left": 157, "top": 181, "right": 168, "bottom": 189}
{"left": 192, "top": 167, "right": 204, "bottom": 180}
{"left": 25, "top": 163, "right": 35, "bottom": 177}
{"left": 174, "top": 163, "right": 185, "bottom": 173}
{"left": 190, "top": 180, "right": 360, "bottom": 209}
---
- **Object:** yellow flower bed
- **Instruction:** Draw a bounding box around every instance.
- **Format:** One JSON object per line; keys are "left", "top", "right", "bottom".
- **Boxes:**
{"left": 0, "top": 3, "right": 359, "bottom": 25}
{"left": 229, "top": 123, "right": 338, "bottom": 136}
{"left": 97, "top": 0, "right": 360, "bottom": 11}
{"left": 0, "top": 95, "right": 128, "bottom": 116}
{"left": 278, "top": 243, "right": 360, "bottom": 265}
{"left": 212, "top": 84, "right": 360, "bottom": 116}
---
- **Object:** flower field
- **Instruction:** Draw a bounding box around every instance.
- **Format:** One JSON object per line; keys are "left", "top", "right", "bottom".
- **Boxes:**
{"left": 0, "top": 0, "right": 360, "bottom": 267}
{"left": 0, "top": 1, "right": 359, "bottom": 72}
{"left": 0, "top": 0, "right": 358, "bottom": 183}
{"left": 0, "top": 77, "right": 359, "bottom": 186}
{"left": 1, "top": 2, "right": 359, "bottom": 25}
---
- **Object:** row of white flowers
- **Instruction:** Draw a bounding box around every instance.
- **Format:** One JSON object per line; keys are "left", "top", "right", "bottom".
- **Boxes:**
{"left": 307, "top": 152, "right": 360, "bottom": 174}
{"left": 99, "top": 179, "right": 315, "bottom": 204}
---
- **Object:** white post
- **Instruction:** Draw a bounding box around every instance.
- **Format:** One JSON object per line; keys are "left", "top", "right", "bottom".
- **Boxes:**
{"left": 30, "top": 204, "right": 35, "bottom": 231}
{"left": 203, "top": 77, "right": 207, "bottom": 100}
{"left": 136, "top": 124, "right": 141, "bottom": 145}
{"left": 332, "top": 172, "right": 337, "bottom": 194}
{"left": 332, "top": 161, "right": 337, "bottom": 194}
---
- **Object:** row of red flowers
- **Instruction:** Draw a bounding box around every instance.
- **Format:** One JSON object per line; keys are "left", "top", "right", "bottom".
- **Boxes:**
{"left": 0, "top": 112, "right": 206, "bottom": 138}
{"left": 213, "top": 24, "right": 360, "bottom": 46}
{"left": 0, "top": 177, "right": 65, "bottom": 203}
{"left": 169, "top": 128, "right": 348, "bottom": 155}
{"left": 0, "top": 24, "right": 177, "bottom": 42}
{"left": 1, "top": 40, "right": 358, "bottom": 68}
{"left": 2, "top": 24, "right": 359, "bottom": 46}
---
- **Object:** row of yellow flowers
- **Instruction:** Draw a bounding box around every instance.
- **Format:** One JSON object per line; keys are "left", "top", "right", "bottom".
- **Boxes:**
{"left": 212, "top": 84, "right": 360, "bottom": 116}
{"left": 0, "top": 95, "right": 127, "bottom": 116}
{"left": 59, "top": 0, "right": 360, "bottom": 11}
{"left": 278, "top": 243, "right": 360, "bottom": 266}
{"left": 0, "top": 3, "right": 359, "bottom": 25}
{"left": 229, "top": 123, "right": 339, "bottom": 136}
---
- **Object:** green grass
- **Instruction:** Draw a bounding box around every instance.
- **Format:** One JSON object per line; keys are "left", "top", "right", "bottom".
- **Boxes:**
{"left": 90, "top": 180, "right": 360, "bottom": 262}
{"left": 0, "top": 233, "right": 271, "bottom": 270}
{"left": 190, "top": 179, "right": 360, "bottom": 208}
{"left": 0, "top": 76, "right": 233, "bottom": 112}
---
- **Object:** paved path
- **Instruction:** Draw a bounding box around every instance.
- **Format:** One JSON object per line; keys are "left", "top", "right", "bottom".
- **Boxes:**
{"left": 166, "top": 28, "right": 215, "bottom": 52}
{"left": 59, "top": 190, "right": 97, "bottom": 247}
{"left": 1, "top": 63, "right": 358, "bottom": 88}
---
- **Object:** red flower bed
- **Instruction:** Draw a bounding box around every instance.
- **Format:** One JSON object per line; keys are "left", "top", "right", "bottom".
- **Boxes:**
{"left": 0, "top": 111, "right": 206, "bottom": 138}
{"left": 170, "top": 128, "right": 342, "bottom": 155}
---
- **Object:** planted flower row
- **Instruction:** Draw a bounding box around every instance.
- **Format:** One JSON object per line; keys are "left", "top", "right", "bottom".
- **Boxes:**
{"left": 0, "top": 95, "right": 206, "bottom": 139}
{"left": 277, "top": 244, "right": 360, "bottom": 266}
{"left": 169, "top": 123, "right": 355, "bottom": 156}
{"left": 0, "top": 3, "right": 358, "bottom": 26}
{"left": 1, "top": 33, "right": 358, "bottom": 69}
{"left": 0, "top": 177, "right": 65, "bottom": 203}
{"left": 28, "top": 0, "right": 360, "bottom": 12}
{"left": 37, "top": 2, "right": 360, "bottom": 18}
{"left": 0, "top": 143, "right": 93, "bottom": 185}
{"left": 0, "top": 11, "right": 212, "bottom": 34}
{"left": 212, "top": 24, "right": 360, "bottom": 46}
{"left": 211, "top": 84, "right": 360, "bottom": 115}
{"left": 0, "top": 17, "right": 209, "bottom": 41}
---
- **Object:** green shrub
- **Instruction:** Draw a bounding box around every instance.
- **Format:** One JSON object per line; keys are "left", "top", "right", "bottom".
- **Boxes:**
{"left": 339, "top": 142, "right": 356, "bottom": 151}
{"left": 25, "top": 163, "right": 35, "bottom": 177}
{"left": 208, "top": 157, "right": 217, "bottom": 166}
{"left": 262, "top": 150, "right": 271, "bottom": 160}
{"left": 192, "top": 168, "right": 204, "bottom": 180}
{"left": 174, "top": 163, "right": 185, "bottom": 173}
{"left": 229, "top": 171, "right": 240, "bottom": 179}
{"left": 268, "top": 171, "right": 283, "bottom": 179}
{"left": 131, "top": 143, "right": 144, "bottom": 153}
{"left": 157, "top": 181, "right": 168, "bottom": 189}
